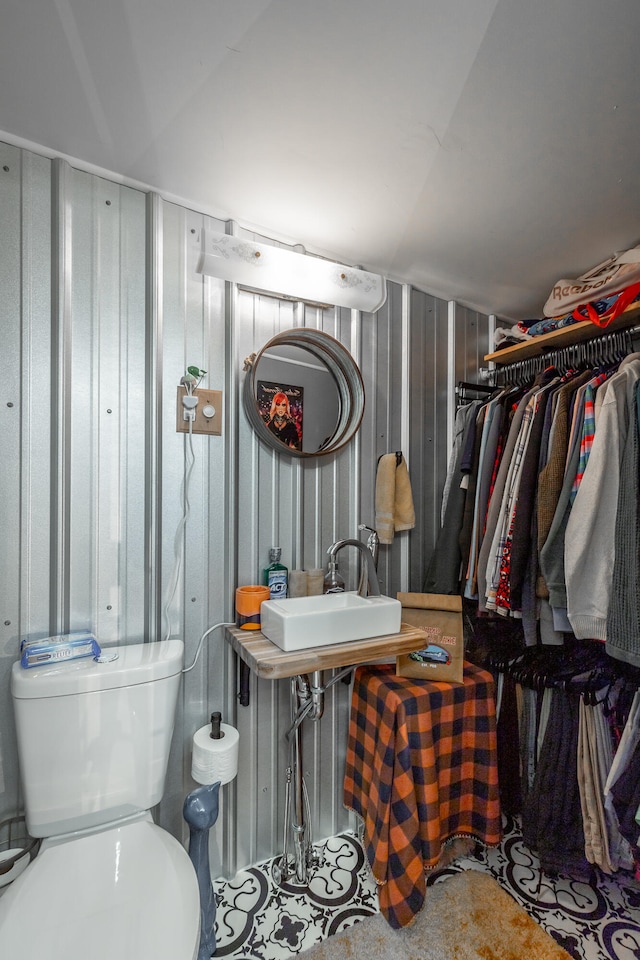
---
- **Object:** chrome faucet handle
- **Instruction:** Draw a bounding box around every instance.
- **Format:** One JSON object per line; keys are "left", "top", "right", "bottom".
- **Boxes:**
{"left": 357, "top": 524, "right": 380, "bottom": 569}
{"left": 358, "top": 523, "right": 377, "bottom": 535}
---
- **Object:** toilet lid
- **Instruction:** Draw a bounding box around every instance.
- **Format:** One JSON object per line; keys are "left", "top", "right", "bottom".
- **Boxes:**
{"left": 0, "top": 817, "right": 200, "bottom": 960}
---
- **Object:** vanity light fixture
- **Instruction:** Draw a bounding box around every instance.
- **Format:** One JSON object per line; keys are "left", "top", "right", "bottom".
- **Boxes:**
{"left": 196, "top": 228, "right": 387, "bottom": 313}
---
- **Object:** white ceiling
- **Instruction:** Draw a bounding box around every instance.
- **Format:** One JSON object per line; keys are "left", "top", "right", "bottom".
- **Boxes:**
{"left": 2, "top": 0, "right": 640, "bottom": 321}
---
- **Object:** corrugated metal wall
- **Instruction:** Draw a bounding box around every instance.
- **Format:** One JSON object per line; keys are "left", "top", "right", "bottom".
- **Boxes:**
{"left": 0, "top": 141, "right": 491, "bottom": 877}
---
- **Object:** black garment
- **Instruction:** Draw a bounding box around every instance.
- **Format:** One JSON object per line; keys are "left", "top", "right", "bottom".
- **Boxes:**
{"left": 496, "top": 672, "right": 522, "bottom": 815}
{"left": 423, "top": 406, "right": 479, "bottom": 594}
{"left": 459, "top": 409, "right": 479, "bottom": 474}
{"left": 522, "top": 688, "right": 590, "bottom": 879}
{"left": 458, "top": 406, "right": 486, "bottom": 582}
{"left": 266, "top": 416, "right": 300, "bottom": 449}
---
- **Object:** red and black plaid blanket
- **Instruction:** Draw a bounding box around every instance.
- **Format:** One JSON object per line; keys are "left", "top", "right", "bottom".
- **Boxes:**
{"left": 344, "top": 661, "right": 501, "bottom": 928}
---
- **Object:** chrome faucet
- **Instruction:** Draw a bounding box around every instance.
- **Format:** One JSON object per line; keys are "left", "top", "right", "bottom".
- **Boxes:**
{"left": 326, "top": 538, "right": 381, "bottom": 598}
{"left": 357, "top": 524, "right": 379, "bottom": 597}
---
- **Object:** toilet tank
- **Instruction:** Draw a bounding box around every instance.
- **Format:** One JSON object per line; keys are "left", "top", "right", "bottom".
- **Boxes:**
{"left": 11, "top": 639, "right": 184, "bottom": 838}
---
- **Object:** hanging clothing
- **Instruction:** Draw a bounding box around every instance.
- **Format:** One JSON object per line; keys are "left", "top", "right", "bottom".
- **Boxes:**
{"left": 457, "top": 351, "right": 640, "bottom": 649}
{"left": 488, "top": 388, "right": 541, "bottom": 613}
{"left": 565, "top": 355, "right": 640, "bottom": 641}
{"left": 440, "top": 402, "right": 481, "bottom": 525}
{"left": 508, "top": 380, "right": 557, "bottom": 612}
{"left": 571, "top": 373, "right": 609, "bottom": 502}
{"left": 522, "top": 689, "right": 590, "bottom": 879}
{"left": 577, "top": 698, "right": 614, "bottom": 874}
{"left": 539, "top": 390, "right": 586, "bottom": 619}
{"left": 536, "top": 371, "right": 592, "bottom": 598}
{"left": 607, "top": 379, "right": 640, "bottom": 666}
{"left": 464, "top": 395, "right": 510, "bottom": 599}
{"left": 477, "top": 390, "right": 532, "bottom": 612}
{"left": 458, "top": 405, "right": 486, "bottom": 584}
{"left": 604, "top": 690, "right": 640, "bottom": 871}
{"left": 424, "top": 401, "right": 482, "bottom": 594}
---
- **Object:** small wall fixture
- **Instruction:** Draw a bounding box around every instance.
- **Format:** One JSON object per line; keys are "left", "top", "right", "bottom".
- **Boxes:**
{"left": 196, "top": 228, "right": 387, "bottom": 313}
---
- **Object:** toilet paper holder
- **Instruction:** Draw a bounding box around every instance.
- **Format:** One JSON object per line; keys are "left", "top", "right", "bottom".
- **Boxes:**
{"left": 191, "top": 714, "right": 239, "bottom": 787}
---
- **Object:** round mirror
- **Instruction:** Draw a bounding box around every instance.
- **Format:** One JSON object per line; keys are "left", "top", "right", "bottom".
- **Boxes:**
{"left": 242, "top": 328, "right": 365, "bottom": 458}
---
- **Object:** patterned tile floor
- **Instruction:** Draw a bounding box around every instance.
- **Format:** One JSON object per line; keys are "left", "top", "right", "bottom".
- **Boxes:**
{"left": 213, "top": 814, "right": 640, "bottom": 960}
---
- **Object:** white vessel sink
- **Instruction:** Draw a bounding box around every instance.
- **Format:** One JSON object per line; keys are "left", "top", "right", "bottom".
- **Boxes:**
{"left": 260, "top": 592, "right": 402, "bottom": 652}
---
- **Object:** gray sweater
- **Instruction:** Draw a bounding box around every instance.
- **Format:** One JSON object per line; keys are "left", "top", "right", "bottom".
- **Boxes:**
{"left": 565, "top": 354, "right": 640, "bottom": 640}
{"left": 607, "top": 378, "right": 640, "bottom": 665}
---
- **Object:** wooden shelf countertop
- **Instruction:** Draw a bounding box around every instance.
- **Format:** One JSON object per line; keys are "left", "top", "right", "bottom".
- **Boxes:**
{"left": 485, "top": 302, "right": 640, "bottom": 365}
{"left": 224, "top": 622, "right": 428, "bottom": 680}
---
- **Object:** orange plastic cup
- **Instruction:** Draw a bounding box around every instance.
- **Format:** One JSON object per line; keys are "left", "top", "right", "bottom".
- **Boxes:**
{"left": 235, "top": 585, "right": 271, "bottom": 630}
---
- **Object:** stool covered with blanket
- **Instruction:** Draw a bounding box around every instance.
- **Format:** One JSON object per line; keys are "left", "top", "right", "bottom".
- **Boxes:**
{"left": 344, "top": 661, "right": 501, "bottom": 928}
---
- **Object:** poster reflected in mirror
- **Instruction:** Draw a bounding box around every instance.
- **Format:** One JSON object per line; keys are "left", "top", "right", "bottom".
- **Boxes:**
{"left": 257, "top": 380, "right": 303, "bottom": 451}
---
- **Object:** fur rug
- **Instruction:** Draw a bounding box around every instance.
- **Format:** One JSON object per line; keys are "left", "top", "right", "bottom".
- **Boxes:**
{"left": 298, "top": 869, "right": 572, "bottom": 960}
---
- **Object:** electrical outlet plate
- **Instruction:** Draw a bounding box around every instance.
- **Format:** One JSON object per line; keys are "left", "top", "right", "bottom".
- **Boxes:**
{"left": 176, "top": 387, "right": 223, "bottom": 436}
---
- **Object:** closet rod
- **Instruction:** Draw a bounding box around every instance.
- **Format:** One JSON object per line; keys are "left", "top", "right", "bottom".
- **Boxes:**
{"left": 494, "top": 324, "right": 640, "bottom": 387}
{"left": 455, "top": 380, "right": 496, "bottom": 400}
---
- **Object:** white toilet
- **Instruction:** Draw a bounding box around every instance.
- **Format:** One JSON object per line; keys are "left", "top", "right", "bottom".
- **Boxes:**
{"left": 0, "top": 639, "right": 200, "bottom": 960}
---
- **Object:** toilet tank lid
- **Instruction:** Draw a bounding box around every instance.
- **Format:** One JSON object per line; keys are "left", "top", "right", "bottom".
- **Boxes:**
{"left": 11, "top": 639, "right": 184, "bottom": 699}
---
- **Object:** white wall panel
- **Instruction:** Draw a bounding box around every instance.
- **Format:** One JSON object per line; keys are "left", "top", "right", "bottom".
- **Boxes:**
{"left": 50, "top": 161, "right": 147, "bottom": 641}
{"left": 157, "top": 203, "right": 231, "bottom": 851}
{"left": 408, "top": 289, "right": 450, "bottom": 591}
{"left": 0, "top": 144, "right": 51, "bottom": 817}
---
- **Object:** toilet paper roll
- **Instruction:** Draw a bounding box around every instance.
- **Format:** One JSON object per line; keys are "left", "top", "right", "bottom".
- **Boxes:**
{"left": 191, "top": 722, "right": 240, "bottom": 786}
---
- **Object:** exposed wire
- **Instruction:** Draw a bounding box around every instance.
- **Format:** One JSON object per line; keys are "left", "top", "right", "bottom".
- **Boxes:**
{"left": 166, "top": 364, "right": 227, "bottom": 668}
{"left": 163, "top": 417, "right": 197, "bottom": 642}
{"left": 182, "top": 620, "right": 234, "bottom": 673}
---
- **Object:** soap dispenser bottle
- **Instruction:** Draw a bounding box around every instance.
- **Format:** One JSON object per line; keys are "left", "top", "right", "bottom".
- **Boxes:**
{"left": 263, "top": 547, "right": 288, "bottom": 599}
{"left": 323, "top": 559, "right": 345, "bottom": 594}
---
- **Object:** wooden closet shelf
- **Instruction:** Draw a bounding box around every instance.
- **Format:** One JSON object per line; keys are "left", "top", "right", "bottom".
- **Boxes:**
{"left": 484, "top": 302, "right": 640, "bottom": 365}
